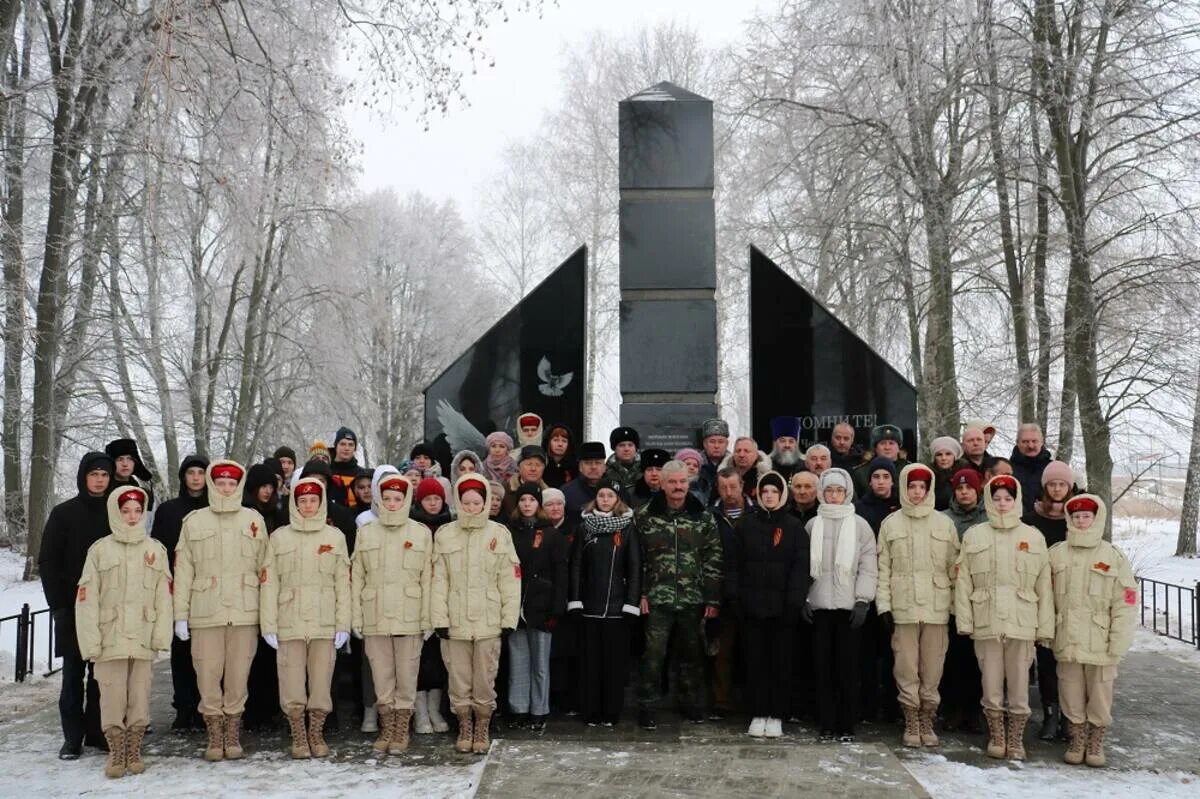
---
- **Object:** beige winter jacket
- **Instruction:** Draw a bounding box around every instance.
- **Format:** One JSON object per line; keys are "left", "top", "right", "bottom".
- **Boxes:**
{"left": 877, "top": 464, "right": 960, "bottom": 624}
{"left": 955, "top": 478, "right": 1054, "bottom": 642}
{"left": 431, "top": 474, "right": 521, "bottom": 640}
{"left": 76, "top": 487, "right": 172, "bottom": 661}
{"left": 351, "top": 475, "right": 432, "bottom": 636}
{"left": 1049, "top": 496, "right": 1137, "bottom": 666}
{"left": 260, "top": 478, "right": 352, "bottom": 641}
{"left": 173, "top": 460, "right": 269, "bottom": 627}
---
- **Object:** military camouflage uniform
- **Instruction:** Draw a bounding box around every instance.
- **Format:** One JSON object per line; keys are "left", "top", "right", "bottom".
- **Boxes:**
{"left": 635, "top": 492, "right": 722, "bottom": 712}
{"left": 605, "top": 455, "right": 643, "bottom": 495}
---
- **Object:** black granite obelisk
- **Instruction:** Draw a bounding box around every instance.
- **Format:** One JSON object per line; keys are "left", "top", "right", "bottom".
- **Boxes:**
{"left": 617, "top": 82, "right": 718, "bottom": 450}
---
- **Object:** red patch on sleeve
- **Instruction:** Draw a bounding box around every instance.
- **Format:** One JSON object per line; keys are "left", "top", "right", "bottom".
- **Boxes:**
{"left": 76, "top": 586, "right": 86, "bottom": 602}
{"left": 259, "top": 568, "right": 268, "bottom": 585}
{"left": 250, "top": 522, "right": 259, "bottom": 537}
{"left": 1094, "top": 562, "right": 1111, "bottom": 572}
{"left": 772, "top": 527, "right": 783, "bottom": 548}
{"left": 489, "top": 537, "right": 497, "bottom": 551}
{"left": 613, "top": 531, "right": 622, "bottom": 548}
{"left": 514, "top": 564, "right": 522, "bottom": 579}
{"left": 404, "top": 540, "right": 413, "bottom": 549}
{"left": 1125, "top": 587, "right": 1137, "bottom": 605}
{"left": 1018, "top": 541, "right": 1029, "bottom": 552}
{"left": 318, "top": 544, "right": 333, "bottom": 554}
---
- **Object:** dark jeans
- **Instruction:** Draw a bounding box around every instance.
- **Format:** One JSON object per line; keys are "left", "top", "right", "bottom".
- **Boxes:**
{"left": 812, "top": 609, "right": 860, "bottom": 734}
{"left": 169, "top": 637, "right": 199, "bottom": 713}
{"left": 1036, "top": 643, "right": 1059, "bottom": 705}
{"left": 60, "top": 653, "right": 102, "bottom": 745}
{"left": 244, "top": 637, "right": 279, "bottom": 725}
{"left": 741, "top": 616, "right": 794, "bottom": 718}
{"left": 580, "top": 617, "right": 629, "bottom": 720}
{"left": 859, "top": 605, "right": 897, "bottom": 720}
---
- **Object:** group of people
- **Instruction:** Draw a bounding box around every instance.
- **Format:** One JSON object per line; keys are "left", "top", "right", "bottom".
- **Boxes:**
{"left": 36, "top": 414, "right": 1137, "bottom": 779}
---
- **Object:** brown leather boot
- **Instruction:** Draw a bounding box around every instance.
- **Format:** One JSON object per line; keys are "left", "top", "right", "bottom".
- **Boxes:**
{"left": 307, "top": 710, "right": 331, "bottom": 758}
{"left": 472, "top": 708, "right": 492, "bottom": 754}
{"left": 983, "top": 709, "right": 1006, "bottom": 759}
{"left": 390, "top": 708, "right": 413, "bottom": 754}
{"left": 373, "top": 707, "right": 394, "bottom": 753}
{"left": 103, "top": 728, "right": 126, "bottom": 778}
{"left": 124, "top": 726, "right": 146, "bottom": 775}
{"left": 287, "top": 711, "right": 310, "bottom": 758}
{"left": 202, "top": 714, "right": 225, "bottom": 761}
{"left": 900, "top": 704, "right": 921, "bottom": 747}
{"left": 455, "top": 711, "right": 474, "bottom": 753}
{"left": 1064, "top": 720, "right": 1087, "bottom": 765}
{"left": 918, "top": 703, "right": 940, "bottom": 747}
{"left": 1006, "top": 712, "right": 1030, "bottom": 761}
{"left": 223, "top": 713, "right": 244, "bottom": 759}
{"left": 1085, "top": 724, "right": 1107, "bottom": 767}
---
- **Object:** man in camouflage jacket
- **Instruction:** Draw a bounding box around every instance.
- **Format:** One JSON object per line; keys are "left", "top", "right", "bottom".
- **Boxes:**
{"left": 635, "top": 460, "right": 722, "bottom": 728}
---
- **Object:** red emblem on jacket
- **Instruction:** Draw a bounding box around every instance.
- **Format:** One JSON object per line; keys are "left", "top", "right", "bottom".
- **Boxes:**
{"left": 613, "top": 531, "right": 622, "bottom": 548}
{"left": 250, "top": 522, "right": 258, "bottom": 537}
{"left": 514, "top": 564, "right": 522, "bottom": 579}
{"left": 404, "top": 540, "right": 413, "bottom": 549}
{"left": 1018, "top": 541, "right": 1029, "bottom": 552}
{"left": 1094, "top": 562, "right": 1111, "bottom": 572}
{"left": 144, "top": 551, "right": 156, "bottom": 567}
{"left": 77, "top": 586, "right": 86, "bottom": 602}
{"left": 1124, "top": 587, "right": 1137, "bottom": 605}
{"left": 259, "top": 568, "right": 268, "bottom": 584}
{"left": 773, "top": 528, "right": 783, "bottom": 547}
{"left": 318, "top": 544, "right": 333, "bottom": 554}
{"left": 533, "top": 531, "right": 543, "bottom": 549}
{"left": 489, "top": 538, "right": 497, "bottom": 551}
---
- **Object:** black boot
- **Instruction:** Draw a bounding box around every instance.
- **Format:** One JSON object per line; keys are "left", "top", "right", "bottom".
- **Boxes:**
{"left": 58, "top": 740, "right": 82, "bottom": 760}
{"left": 171, "top": 710, "right": 191, "bottom": 733}
{"left": 1038, "top": 703, "right": 1060, "bottom": 741}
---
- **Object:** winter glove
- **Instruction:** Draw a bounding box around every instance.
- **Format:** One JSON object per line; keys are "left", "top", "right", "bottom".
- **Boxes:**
{"left": 800, "top": 603, "right": 814, "bottom": 625}
{"left": 262, "top": 633, "right": 279, "bottom": 650}
{"left": 174, "top": 620, "right": 190, "bottom": 642}
{"left": 849, "top": 601, "right": 869, "bottom": 630}
{"left": 423, "top": 629, "right": 433, "bottom": 641}
{"left": 879, "top": 611, "right": 894, "bottom": 636}
{"left": 352, "top": 629, "right": 363, "bottom": 639}
{"left": 334, "top": 631, "right": 350, "bottom": 650}
{"left": 435, "top": 627, "right": 450, "bottom": 640}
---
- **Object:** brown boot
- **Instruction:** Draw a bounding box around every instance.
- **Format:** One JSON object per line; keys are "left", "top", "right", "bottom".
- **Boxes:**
{"left": 455, "top": 711, "right": 474, "bottom": 753}
{"left": 918, "top": 703, "right": 940, "bottom": 747}
{"left": 390, "top": 708, "right": 413, "bottom": 754}
{"left": 1064, "top": 720, "right": 1087, "bottom": 765}
{"left": 307, "top": 710, "right": 330, "bottom": 758}
{"left": 900, "top": 704, "right": 921, "bottom": 747}
{"left": 124, "top": 726, "right": 146, "bottom": 775}
{"left": 983, "top": 709, "right": 1006, "bottom": 759}
{"left": 472, "top": 708, "right": 492, "bottom": 754}
{"left": 287, "top": 711, "right": 311, "bottom": 759}
{"left": 373, "top": 707, "right": 394, "bottom": 753}
{"left": 1085, "top": 724, "right": 1107, "bottom": 767}
{"left": 202, "top": 714, "right": 225, "bottom": 761}
{"left": 103, "top": 728, "right": 126, "bottom": 778}
{"left": 223, "top": 713, "right": 244, "bottom": 760}
{"left": 1006, "top": 712, "right": 1030, "bottom": 761}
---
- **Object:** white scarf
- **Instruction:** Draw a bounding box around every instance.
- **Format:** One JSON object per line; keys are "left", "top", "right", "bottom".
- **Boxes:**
{"left": 810, "top": 502, "right": 858, "bottom": 586}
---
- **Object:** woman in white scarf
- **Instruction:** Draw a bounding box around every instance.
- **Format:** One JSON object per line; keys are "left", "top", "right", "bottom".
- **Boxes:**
{"left": 802, "top": 467, "right": 878, "bottom": 742}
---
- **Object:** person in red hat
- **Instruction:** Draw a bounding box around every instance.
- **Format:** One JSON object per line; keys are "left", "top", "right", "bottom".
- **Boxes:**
{"left": 877, "top": 465, "right": 960, "bottom": 749}
{"left": 954, "top": 475, "right": 1054, "bottom": 762}
{"left": 939, "top": 467, "right": 987, "bottom": 733}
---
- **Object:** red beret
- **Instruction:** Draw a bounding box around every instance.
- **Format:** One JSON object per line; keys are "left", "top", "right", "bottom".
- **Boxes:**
{"left": 211, "top": 464, "right": 244, "bottom": 482}
{"left": 907, "top": 466, "right": 933, "bottom": 486}
{"left": 989, "top": 475, "right": 1019, "bottom": 495}
{"left": 951, "top": 469, "right": 982, "bottom": 493}
{"left": 117, "top": 489, "right": 144, "bottom": 508}
{"left": 519, "top": 414, "right": 541, "bottom": 427}
{"left": 294, "top": 481, "right": 323, "bottom": 499}
{"left": 457, "top": 477, "right": 488, "bottom": 498}
{"left": 1066, "top": 496, "right": 1099, "bottom": 514}
{"left": 379, "top": 476, "right": 408, "bottom": 495}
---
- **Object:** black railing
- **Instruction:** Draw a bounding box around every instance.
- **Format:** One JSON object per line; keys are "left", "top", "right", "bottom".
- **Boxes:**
{"left": 1137, "top": 577, "right": 1199, "bottom": 648}
{"left": 0, "top": 603, "right": 60, "bottom": 681}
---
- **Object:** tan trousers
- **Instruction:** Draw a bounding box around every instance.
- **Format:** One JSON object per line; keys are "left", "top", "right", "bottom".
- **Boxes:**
{"left": 1058, "top": 660, "right": 1117, "bottom": 727}
{"left": 364, "top": 634, "right": 423, "bottom": 710}
{"left": 277, "top": 638, "right": 336, "bottom": 714}
{"left": 891, "top": 622, "right": 949, "bottom": 708}
{"left": 191, "top": 624, "right": 258, "bottom": 716}
{"left": 441, "top": 636, "right": 502, "bottom": 715}
{"left": 975, "top": 637, "right": 1034, "bottom": 714}
{"left": 95, "top": 658, "right": 152, "bottom": 731}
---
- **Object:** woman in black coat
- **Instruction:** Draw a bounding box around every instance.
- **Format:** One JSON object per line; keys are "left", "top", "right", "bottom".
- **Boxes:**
{"left": 728, "top": 471, "right": 810, "bottom": 739}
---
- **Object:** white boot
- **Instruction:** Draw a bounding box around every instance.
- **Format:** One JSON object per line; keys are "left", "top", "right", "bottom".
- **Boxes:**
{"left": 427, "top": 688, "right": 450, "bottom": 733}
{"left": 748, "top": 717, "right": 766, "bottom": 737}
{"left": 360, "top": 705, "right": 378, "bottom": 734}
{"left": 764, "top": 718, "right": 782, "bottom": 738}
{"left": 413, "top": 691, "right": 434, "bottom": 734}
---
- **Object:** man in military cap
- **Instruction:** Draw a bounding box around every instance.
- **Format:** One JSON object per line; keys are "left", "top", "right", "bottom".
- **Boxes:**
{"left": 631, "top": 448, "right": 670, "bottom": 509}
{"left": 605, "top": 427, "right": 642, "bottom": 493}
{"left": 852, "top": 424, "right": 909, "bottom": 500}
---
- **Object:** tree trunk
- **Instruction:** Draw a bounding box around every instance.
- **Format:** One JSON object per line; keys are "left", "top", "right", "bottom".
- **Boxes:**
{"left": 1177, "top": 360, "right": 1200, "bottom": 556}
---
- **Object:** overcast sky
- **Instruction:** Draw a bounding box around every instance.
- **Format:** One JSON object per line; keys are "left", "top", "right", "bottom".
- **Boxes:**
{"left": 342, "top": 0, "right": 753, "bottom": 222}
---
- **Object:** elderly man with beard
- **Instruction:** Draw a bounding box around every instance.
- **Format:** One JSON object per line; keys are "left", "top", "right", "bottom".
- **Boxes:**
{"left": 769, "top": 417, "right": 803, "bottom": 481}
{"left": 804, "top": 445, "right": 832, "bottom": 478}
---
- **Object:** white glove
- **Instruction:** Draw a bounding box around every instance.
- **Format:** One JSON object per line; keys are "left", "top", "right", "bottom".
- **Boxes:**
{"left": 174, "top": 620, "right": 189, "bottom": 641}
{"left": 423, "top": 629, "right": 433, "bottom": 641}
{"left": 334, "top": 631, "right": 349, "bottom": 650}
{"left": 263, "top": 633, "right": 278, "bottom": 650}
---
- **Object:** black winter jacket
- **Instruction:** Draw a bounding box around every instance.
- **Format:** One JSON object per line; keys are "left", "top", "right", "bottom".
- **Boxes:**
{"left": 855, "top": 492, "right": 900, "bottom": 536}
{"left": 562, "top": 476, "right": 600, "bottom": 525}
{"left": 1010, "top": 446, "right": 1052, "bottom": 515}
{"left": 510, "top": 519, "right": 568, "bottom": 630}
{"left": 150, "top": 454, "right": 210, "bottom": 574}
{"left": 568, "top": 510, "right": 640, "bottom": 619}
{"left": 1023, "top": 504, "right": 1068, "bottom": 548}
{"left": 710, "top": 500, "right": 750, "bottom": 603}
{"left": 727, "top": 502, "right": 810, "bottom": 620}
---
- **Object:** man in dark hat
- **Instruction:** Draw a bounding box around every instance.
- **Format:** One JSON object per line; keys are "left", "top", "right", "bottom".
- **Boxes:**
{"left": 563, "top": 442, "right": 608, "bottom": 525}
{"left": 501, "top": 445, "right": 550, "bottom": 517}
{"left": 697, "top": 418, "right": 730, "bottom": 505}
{"left": 328, "top": 427, "right": 362, "bottom": 508}
{"left": 631, "top": 448, "right": 670, "bottom": 509}
{"left": 851, "top": 424, "right": 909, "bottom": 500}
{"left": 769, "top": 416, "right": 803, "bottom": 481}
{"left": 409, "top": 442, "right": 438, "bottom": 474}
{"left": 105, "top": 438, "right": 155, "bottom": 511}
{"left": 40, "top": 451, "right": 114, "bottom": 758}
{"left": 605, "top": 427, "right": 642, "bottom": 493}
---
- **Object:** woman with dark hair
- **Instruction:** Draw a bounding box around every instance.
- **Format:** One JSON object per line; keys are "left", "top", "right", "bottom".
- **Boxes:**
{"left": 542, "top": 423, "right": 578, "bottom": 488}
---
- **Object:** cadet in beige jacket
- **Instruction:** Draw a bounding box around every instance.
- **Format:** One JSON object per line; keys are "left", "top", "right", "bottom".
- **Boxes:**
{"left": 877, "top": 464, "right": 959, "bottom": 748}
{"left": 260, "top": 478, "right": 351, "bottom": 759}
{"left": 76, "top": 487, "right": 172, "bottom": 778}
{"left": 1049, "top": 495, "right": 1136, "bottom": 768}
{"left": 431, "top": 474, "right": 521, "bottom": 754}
{"left": 352, "top": 472, "right": 432, "bottom": 754}
{"left": 955, "top": 474, "right": 1054, "bottom": 761}
{"left": 172, "top": 460, "right": 268, "bottom": 761}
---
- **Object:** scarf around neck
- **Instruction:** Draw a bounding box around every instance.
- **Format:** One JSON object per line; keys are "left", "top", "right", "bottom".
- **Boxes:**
{"left": 810, "top": 502, "right": 858, "bottom": 586}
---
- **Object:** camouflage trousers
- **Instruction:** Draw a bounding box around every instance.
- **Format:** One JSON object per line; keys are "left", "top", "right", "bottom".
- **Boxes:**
{"left": 637, "top": 606, "right": 705, "bottom": 711}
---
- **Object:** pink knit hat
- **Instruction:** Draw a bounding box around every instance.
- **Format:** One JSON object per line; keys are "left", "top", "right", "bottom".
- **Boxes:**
{"left": 1041, "top": 460, "right": 1074, "bottom": 487}
{"left": 485, "top": 431, "right": 513, "bottom": 450}
{"left": 675, "top": 447, "right": 703, "bottom": 465}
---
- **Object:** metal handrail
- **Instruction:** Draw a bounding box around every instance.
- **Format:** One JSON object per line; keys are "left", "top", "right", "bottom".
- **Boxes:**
{"left": 0, "top": 603, "right": 61, "bottom": 681}
{"left": 1136, "top": 576, "right": 1199, "bottom": 648}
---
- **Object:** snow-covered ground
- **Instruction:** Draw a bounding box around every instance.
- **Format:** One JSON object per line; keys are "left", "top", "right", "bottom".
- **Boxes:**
{"left": 0, "top": 546, "right": 57, "bottom": 682}
{"left": 906, "top": 753, "right": 1198, "bottom": 797}
{"left": 1114, "top": 516, "right": 1200, "bottom": 645}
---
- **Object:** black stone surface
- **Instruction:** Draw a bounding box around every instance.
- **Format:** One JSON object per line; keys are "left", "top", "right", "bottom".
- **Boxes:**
{"left": 619, "top": 300, "right": 718, "bottom": 394}
{"left": 619, "top": 198, "right": 716, "bottom": 290}
{"left": 749, "top": 246, "right": 919, "bottom": 456}
{"left": 618, "top": 82, "right": 714, "bottom": 191}
{"left": 621, "top": 402, "right": 719, "bottom": 451}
